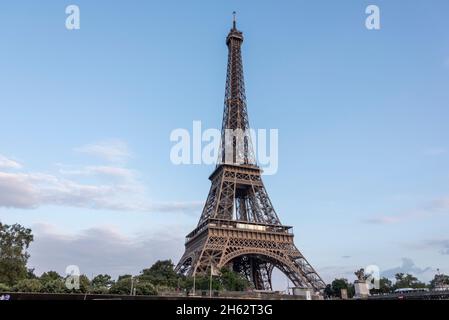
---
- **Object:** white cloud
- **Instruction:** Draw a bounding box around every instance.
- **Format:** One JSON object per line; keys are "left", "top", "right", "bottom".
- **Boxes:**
{"left": 0, "top": 172, "right": 39, "bottom": 208}
{"left": 0, "top": 154, "right": 22, "bottom": 169}
{"left": 424, "top": 147, "right": 447, "bottom": 156}
{"left": 0, "top": 142, "right": 202, "bottom": 213}
{"left": 363, "top": 196, "right": 449, "bottom": 225}
{"left": 409, "top": 238, "right": 449, "bottom": 256}
{"left": 0, "top": 170, "right": 138, "bottom": 210}
{"left": 59, "top": 165, "right": 136, "bottom": 181}
{"left": 317, "top": 265, "right": 357, "bottom": 283}
{"left": 74, "top": 140, "right": 131, "bottom": 162}
{"left": 363, "top": 216, "right": 401, "bottom": 225}
{"left": 428, "top": 240, "right": 449, "bottom": 255}
{"left": 148, "top": 201, "right": 204, "bottom": 213}
{"left": 382, "top": 258, "right": 433, "bottom": 281}
{"left": 28, "top": 223, "right": 187, "bottom": 279}
{"left": 0, "top": 169, "right": 201, "bottom": 213}
{"left": 311, "top": 259, "right": 438, "bottom": 284}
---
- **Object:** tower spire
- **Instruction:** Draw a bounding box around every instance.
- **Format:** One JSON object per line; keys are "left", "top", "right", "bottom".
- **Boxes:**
{"left": 222, "top": 11, "right": 252, "bottom": 166}
{"left": 232, "top": 11, "right": 237, "bottom": 29}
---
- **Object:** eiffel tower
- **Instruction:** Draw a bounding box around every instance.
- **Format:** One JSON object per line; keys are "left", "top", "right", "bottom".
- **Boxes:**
{"left": 176, "top": 14, "right": 325, "bottom": 292}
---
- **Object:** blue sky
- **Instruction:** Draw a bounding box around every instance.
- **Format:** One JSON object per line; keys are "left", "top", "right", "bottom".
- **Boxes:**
{"left": 1, "top": 0, "right": 449, "bottom": 286}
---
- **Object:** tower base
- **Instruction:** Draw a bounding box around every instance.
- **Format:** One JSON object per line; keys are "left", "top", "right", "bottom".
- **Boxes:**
{"left": 176, "top": 218, "right": 325, "bottom": 292}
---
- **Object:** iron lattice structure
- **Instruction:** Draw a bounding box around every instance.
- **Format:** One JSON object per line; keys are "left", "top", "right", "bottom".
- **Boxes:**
{"left": 176, "top": 16, "right": 326, "bottom": 292}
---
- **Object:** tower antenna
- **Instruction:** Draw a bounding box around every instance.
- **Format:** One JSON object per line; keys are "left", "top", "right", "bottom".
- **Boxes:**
{"left": 233, "top": 11, "right": 237, "bottom": 29}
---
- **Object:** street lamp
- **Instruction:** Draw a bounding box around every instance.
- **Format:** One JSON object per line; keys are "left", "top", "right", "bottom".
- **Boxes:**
{"left": 130, "top": 277, "right": 134, "bottom": 296}
{"left": 209, "top": 264, "right": 214, "bottom": 298}
{"left": 193, "top": 271, "right": 196, "bottom": 296}
{"left": 130, "top": 276, "right": 138, "bottom": 296}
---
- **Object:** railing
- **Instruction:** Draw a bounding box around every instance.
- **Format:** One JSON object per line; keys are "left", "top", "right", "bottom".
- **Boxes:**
{"left": 210, "top": 219, "right": 293, "bottom": 234}
{"left": 185, "top": 219, "right": 293, "bottom": 243}
{"left": 368, "top": 290, "right": 449, "bottom": 300}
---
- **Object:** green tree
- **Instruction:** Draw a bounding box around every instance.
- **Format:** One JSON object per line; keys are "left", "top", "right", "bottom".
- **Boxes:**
{"left": 109, "top": 277, "right": 157, "bottom": 296}
{"left": 393, "top": 273, "right": 427, "bottom": 289}
{"left": 65, "top": 274, "right": 91, "bottom": 293}
{"left": 184, "top": 275, "right": 223, "bottom": 291}
{"left": 90, "top": 274, "right": 113, "bottom": 294}
{"left": 139, "top": 260, "right": 179, "bottom": 288}
{"left": 430, "top": 273, "right": 449, "bottom": 289}
{"left": 370, "top": 277, "right": 393, "bottom": 294}
{"left": 0, "top": 283, "right": 11, "bottom": 292}
{"left": 331, "top": 278, "right": 354, "bottom": 298}
{"left": 13, "top": 279, "right": 42, "bottom": 293}
{"left": 41, "top": 279, "right": 66, "bottom": 293}
{"left": 110, "top": 277, "right": 133, "bottom": 295}
{"left": 347, "top": 283, "right": 355, "bottom": 298}
{"left": 219, "top": 267, "right": 251, "bottom": 291}
{"left": 27, "top": 268, "right": 37, "bottom": 279}
{"left": 135, "top": 281, "right": 157, "bottom": 295}
{"left": 117, "top": 274, "right": 132, "bottom": 281}
{"left": 77, "top": 275, "right": 91, "bottom": 293}
{"left": 324, "top": 284, "right": 334, "bottom": 298}
{"left": 0, "top": 223, "right": 34, "bottom": 286}
{"left": 40, "top": 271, "right": 62, "bottom": 284}
{"left": 90, "top": 285, "right": 109, "bottom": 294}
{"left": 91, "top": 274, "right": 113, "bottom": 288}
